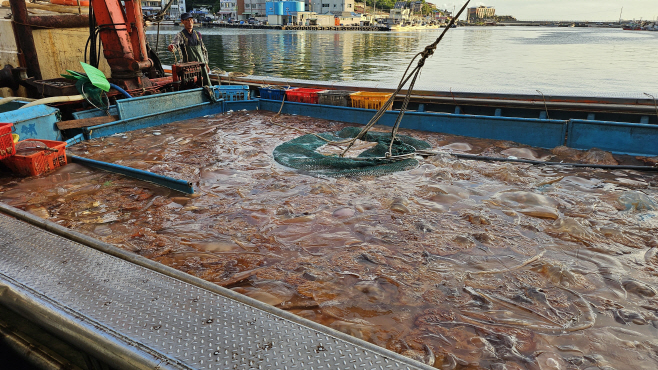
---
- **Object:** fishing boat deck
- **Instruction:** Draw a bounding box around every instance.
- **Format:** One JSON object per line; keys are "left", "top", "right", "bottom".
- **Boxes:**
{"left": 1, "top": 107, "right": 658, "bottom": 369}
{"left": 0, "top": 208, "right": 432, "bottom": 370}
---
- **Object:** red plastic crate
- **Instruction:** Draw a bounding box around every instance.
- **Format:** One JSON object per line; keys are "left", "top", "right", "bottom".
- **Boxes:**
{"left": 0, "top": 123, "right": 14, "bottom": 160}
{"left": 1, "top": 139, "right": 67, "bottom": 176}
{"left": 285, "top": 88, "right": 325, "bottom": 104}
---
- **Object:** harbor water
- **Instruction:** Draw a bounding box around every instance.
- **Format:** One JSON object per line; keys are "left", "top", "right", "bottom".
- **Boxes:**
{"left": 0, "top": 24, "right": 657, "bottom": 370}
{"left": 1, "top": 111, "right": 657, "bottom": 369}
{"left": 148, "top": 26, "right": 658, "bottom": 98}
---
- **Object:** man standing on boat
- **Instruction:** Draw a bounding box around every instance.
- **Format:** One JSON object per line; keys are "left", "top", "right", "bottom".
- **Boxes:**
{"left": 168, "top": 12, "right": 211, "bottom": 86}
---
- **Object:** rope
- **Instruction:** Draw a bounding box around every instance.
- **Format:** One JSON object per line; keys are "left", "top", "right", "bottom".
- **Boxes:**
{"left": 156, "top": 21, "right": 160, "bottom": 54}
{"left": 415, "top": 149, "right": 658, "bottom": 171}
{"left": 171, "top": 44, "right": 184, "bottom": 64}
{"left": 266, "top": 88, "right": 376, "bottom": 151}
{"left": 268, "top": 89, "right": 327, "bottom": 140}
{"left": 266, "top": 86, "right": 363, "bottom": 148}
{"left": 336, "top": 0, "right": 472, "bottom": 159}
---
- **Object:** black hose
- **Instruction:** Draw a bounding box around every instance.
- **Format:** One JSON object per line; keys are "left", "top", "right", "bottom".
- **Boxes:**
{"left": 96, "top": 28, "right": 102, "bottom": 68}
{"left": 89, "top": 6, "right": 97, "bottom": 67}
{"left": 84, "top": 35, "right": 90, "bottom": 64}
{"left": 422, "top": 151, "right": 658, "bottom": 171}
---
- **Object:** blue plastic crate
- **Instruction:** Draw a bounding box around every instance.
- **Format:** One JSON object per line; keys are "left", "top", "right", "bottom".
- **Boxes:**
{"left": 212, "top": 85, "right": 250, "bottom": 101}
{"left": 259, "top": 86, "right": 292, "bottom": 100}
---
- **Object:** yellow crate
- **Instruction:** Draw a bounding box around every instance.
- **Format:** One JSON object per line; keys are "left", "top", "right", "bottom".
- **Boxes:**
{"left": 349, "top": 92, "right": 394, "bottom": 110}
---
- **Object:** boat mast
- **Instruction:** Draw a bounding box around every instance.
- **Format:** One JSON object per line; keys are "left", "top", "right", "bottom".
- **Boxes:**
{"left": 619, "top": 7, "right": 623, "bottom": 24}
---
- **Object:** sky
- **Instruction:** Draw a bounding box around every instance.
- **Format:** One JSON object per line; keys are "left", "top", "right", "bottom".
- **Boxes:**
{"left": 438, "top": 0, "right": 658, "bottom": 21}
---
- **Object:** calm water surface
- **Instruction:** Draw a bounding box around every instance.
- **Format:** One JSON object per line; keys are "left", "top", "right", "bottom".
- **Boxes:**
{"left": 147, "top": 26, "right": 658, "bottom": 97}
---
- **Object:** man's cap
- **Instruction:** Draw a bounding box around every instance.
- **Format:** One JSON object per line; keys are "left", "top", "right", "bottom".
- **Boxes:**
{"left": 181, "top": 12, "right": 193, "bottom": 20}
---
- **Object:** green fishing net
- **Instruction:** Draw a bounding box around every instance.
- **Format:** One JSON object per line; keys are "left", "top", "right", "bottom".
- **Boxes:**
{"left": 62, "top": 63, "right": 110, "bottom": 110}
{"left": 273, "top": 127, "right": 432, "bottom": 177}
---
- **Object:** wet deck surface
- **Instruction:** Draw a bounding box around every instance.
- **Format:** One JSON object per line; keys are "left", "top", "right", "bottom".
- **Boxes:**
{"left": 0, "top": 212, "right": 429, "bottom": 370}
{"left": 1, "top": 110, "right": 658, "bottom": 369}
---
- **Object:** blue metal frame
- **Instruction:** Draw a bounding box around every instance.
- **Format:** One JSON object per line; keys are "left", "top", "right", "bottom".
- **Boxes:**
{"left": 70, "top": 94, "right": 658, "bottom": 158}
{"left": 84, "top": 89, "right": 225, "bottom": 139}
{"left": 72, "top": 105, "right": 119, "bottom": 120}
{"left": 567, "top": 119, "right": 658, "bottom": 156}
{"left": 224, "top": 100, "right": 260, "bottom": 112}
{"left": 116, "top": 89, "right": 210, "bottom": 120}
{"left": 68, "top": 154, "right": 194, "bottom": 194}
{"left": 65, "top": 133, "right": 85, "bottom": 147}
{"left": 259, "top": 99, "right": 568, "bottom": 149}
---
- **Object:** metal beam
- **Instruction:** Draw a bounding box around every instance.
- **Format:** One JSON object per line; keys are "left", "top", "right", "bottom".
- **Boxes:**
{"left": 8, "top": 0, "right": 42, "bottom": 80}
{"left": 67, "top": 154, "right": 194, "bottom": 194}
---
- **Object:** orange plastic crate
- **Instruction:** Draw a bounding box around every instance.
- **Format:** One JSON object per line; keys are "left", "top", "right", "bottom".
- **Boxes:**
{"left": 1, "top": 139, "right": 67, "bottom": 176}
{"left": 350, "top": 92, "right": 394, "bottom": 110}
{"left": 0, "top": 123, "right": 15, "bottom": 160}
{"left": 285, "top": 88, "right": 325, "bottom": 104}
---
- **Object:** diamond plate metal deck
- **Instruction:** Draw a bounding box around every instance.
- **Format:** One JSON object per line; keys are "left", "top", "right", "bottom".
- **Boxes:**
{"left": 0, "top": 212, "right": 431, "bottom": 370}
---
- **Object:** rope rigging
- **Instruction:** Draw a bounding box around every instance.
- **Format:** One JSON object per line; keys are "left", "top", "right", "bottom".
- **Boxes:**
{"left": 270, "top": 0, "right": 471, "bottom": 164}
{"left": 271, "top": 1, "right": 471, "bottom": 177}
{"left": 336, "top": 0, "right": 471, "bottom": 160}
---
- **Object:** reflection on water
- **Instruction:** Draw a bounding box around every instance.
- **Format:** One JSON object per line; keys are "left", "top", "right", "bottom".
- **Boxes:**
{"left": 147, "top": 26, "right": 658, "bottom": 96}
{"left": 1, "top": 112, "right": 658, "bottom": 369}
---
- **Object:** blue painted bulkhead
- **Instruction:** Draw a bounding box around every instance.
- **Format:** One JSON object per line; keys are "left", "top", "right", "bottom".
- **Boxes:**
{"left": 224, "top": 100, "right": 260, "bottom": 112}
{"left": 72, "top": 105, "right": 119, "bottom": 120}
{"left": 84, "top": 89, "right": 224, "bottom": 139}
{"left": 568, "top": 119, "right": 658, "bottom": 156}
{"left": 259, "top": 100, "right": 568, "bottom": 150}
{"left": 0, "top": 105, "right": 61, "bottom": 141}
{"left": 73, "top": 90, "right": 658, "bottom": 158}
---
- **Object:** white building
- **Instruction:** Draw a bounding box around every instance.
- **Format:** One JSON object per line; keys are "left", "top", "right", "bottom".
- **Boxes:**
{"left": 308, "top": 0, "right": 355, "bottom": 15}
{"left": 467, "top": 5, "right": 495, "bottom": 22}
{"left": 219, "top": 0, "right": 238, "bottom": 20}
{"left": 144, "top": 0, "right": 186, "bottom": 19}
{"left": 159, "top": 0, "right": 186, "bottom": 19}
{"left": 291, "top": 11, "right": 335, "bottom": 26}
{"left": 142, "top": 0, "right": 163, "bottom": 16}
{"left": 388, "top": 8, "right": 409, "bottom": 24}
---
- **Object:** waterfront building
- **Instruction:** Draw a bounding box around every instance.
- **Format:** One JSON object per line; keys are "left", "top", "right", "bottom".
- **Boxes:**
{"left": 243, "top": 0, "right": 267, "bottom": 19}
{"left": 189, "top": 6, "right": 213, "bottom": 20}
{"left": 142, "top": 0, "right": 186, "bottom": 19}
{"left": 393, "top": 1, "right": 406, "bottom": 9}
{"left": 290, "top": 11, "right": 333, "bottom": 25}
{"left": 220, "top": 0, "right": 238, "bottom": 20}
{"left": 308, "top": 0, "right": 355, "bottom": 15}
{"left": 142, "top": 0, "right": 161, "bottom": 16}
{"left": 388, "top": 7, "right": 410, "bottom": 24}
{"left": 467, "top": 5, "right": 495, "bottom": 22}
{"left": 411, "top": 1, "right": 422, "bottom": 13}
{"left": 265, "top": 1, "right": 305, "bottom": 24}
{"left": 168, "top": 0, "right": 185, "bottom": 19}
{"left": 435, "top": 14, "right": 448, "bottom": 24}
